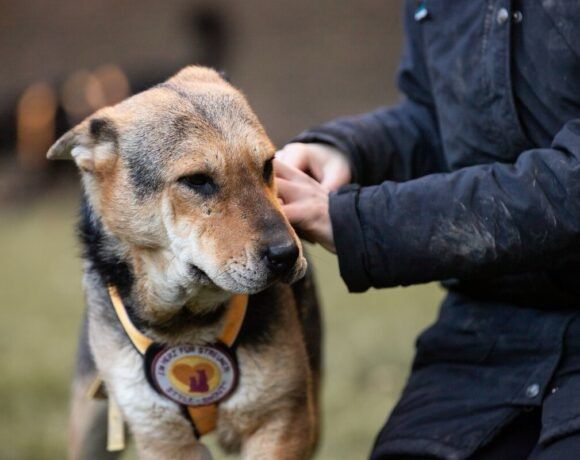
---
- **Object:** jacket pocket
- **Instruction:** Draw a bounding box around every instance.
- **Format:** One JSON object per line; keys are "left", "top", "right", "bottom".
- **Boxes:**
{"left": 414, "top": 322, "right": 496, "bottom": 367}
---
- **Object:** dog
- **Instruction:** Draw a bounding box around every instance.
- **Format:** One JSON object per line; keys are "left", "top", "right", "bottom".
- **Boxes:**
{"left": 47, "top": 66, "right": 321, "bottom": 460}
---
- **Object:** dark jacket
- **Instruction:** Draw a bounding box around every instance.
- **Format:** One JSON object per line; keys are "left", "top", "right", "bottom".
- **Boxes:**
{"left": 294, "top": 0, "right": 580, "bottom": 458}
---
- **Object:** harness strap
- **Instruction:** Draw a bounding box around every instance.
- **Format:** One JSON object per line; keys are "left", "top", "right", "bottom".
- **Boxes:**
{"left": 187, "top": 405, "right": 219, "bottom": 435}
{"left": 219, "top": 292, "right": 249, "bottom": 347}
{"left": 108, "top": 286, "right": 248, "bottom": 350}
{"left": 108, "top": 286, "right": 153, "bottom": 354}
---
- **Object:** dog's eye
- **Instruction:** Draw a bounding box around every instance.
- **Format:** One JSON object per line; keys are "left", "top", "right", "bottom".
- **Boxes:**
{"left": 263, "top": 158, "right": 273, "bottom": 182}
{"left": 178, "top": 173, "right": 217, "bottom": 196}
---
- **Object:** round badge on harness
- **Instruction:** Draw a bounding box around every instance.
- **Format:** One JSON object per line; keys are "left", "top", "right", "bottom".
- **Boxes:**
{"left": 150, "top": 344, "right": 237, "bottom": 406}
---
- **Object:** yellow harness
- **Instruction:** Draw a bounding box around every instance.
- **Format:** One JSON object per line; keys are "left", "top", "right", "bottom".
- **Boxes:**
{"left": 95, "top": 285, "right": 248, "bottom": 451}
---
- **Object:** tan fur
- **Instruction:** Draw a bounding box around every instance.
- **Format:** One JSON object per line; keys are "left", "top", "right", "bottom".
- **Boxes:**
{"left": 51, "top": 67, "right": 319, "bottom": 459}
{"left": 219, "top": 289, "right": 316, "bottom": 459}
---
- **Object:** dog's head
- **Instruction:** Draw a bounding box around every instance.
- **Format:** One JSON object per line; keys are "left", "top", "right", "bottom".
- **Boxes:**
{"left": 48, "top": 67, "right": 306, "bottom": 318}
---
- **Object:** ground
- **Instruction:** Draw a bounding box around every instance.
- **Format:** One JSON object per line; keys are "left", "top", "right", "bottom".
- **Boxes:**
{"left": 0, "top": 188, "right": 442, "bottom": 460}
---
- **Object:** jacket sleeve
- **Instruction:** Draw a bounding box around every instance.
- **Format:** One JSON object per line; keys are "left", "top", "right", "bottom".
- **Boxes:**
{"left": 331, "top": 119, "right": 580, "bottom": 292}
{"left": 293, "top": 1, "right": 445, "bottom": 185}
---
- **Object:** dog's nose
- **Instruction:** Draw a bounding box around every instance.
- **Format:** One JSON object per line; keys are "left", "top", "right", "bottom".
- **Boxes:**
{"left": 265, "top": 242, "right": 299, "bottom": 275}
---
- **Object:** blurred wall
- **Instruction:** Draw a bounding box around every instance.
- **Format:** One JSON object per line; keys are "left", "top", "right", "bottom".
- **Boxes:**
{"left": 229, "top": 0, "right": 404, "bottom": 143}
{"left": 0, "top": 0, "right": 404, "bottom": 154}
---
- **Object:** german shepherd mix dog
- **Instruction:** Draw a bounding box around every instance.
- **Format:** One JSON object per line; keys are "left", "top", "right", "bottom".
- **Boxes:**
{"left": 47, "top": 67, "right": 321, "bottom": 460}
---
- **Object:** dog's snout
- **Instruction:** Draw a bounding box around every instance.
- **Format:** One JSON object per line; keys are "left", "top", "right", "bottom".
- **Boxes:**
{"left": 264, "top": 241, "right": 299, "bottom": 275}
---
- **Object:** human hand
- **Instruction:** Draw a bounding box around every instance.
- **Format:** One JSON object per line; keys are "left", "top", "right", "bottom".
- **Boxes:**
{"left": 275, "top": 142, "right": 351, "bottom": 192}
{"left": 274, "top": 159, "right": 336, "bottom": 253}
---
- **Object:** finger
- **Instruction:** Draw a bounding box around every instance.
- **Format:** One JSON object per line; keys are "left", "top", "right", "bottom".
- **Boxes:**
{"left": 320, "top": 162, "right": 351, "bottom": 191}
{"left": 275, "top": 177, "right": 292, "bottom": 201}
{"left": 274, "top": 158, "right": 315, "bottom": 183}
{"left": 277, "top": 144, "right": 326, "bottom": 184}
{"left": 281, "top": 203, "right": 316, "bottom": 243}
{"left": 281, "top": 202, "right": 309, "bottom": 227}
{"left": 284, "top": 202, "right": 335, "bottom": 252}
{"left": 276, "top": 154, "right": 324, "bottom": 185}
{"left": 275, "top": 145, "right": 309, "bottom": 171}
{"left": 307, "top": 157, "right": 325, "bottom": 183}
{"left": 273, "top": 157, "right": 299, "bottom": 179}
{"left": 276, "top": 178, "right": 310, "bottom": 203}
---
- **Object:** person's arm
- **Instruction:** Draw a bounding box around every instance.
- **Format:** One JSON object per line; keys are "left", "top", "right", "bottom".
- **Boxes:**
{"left": 292, "top": 1, "right": 445, "bottom": 186}
{"left": 329, "top": 119, "right": 580, "bottom": 292}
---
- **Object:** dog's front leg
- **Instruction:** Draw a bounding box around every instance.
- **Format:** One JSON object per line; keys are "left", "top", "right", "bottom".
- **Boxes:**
{"left": 221, "top": 297, "right": 317, "bottom": 460}
{"left": 105, "top": 380, "right": 211, "bottom": 460}
{"left": 241, "top": 405, "right": 315, "bottom": 460}
{"left": 133, "top": 433, "right": 213, "bottom": 460}
{"left": 88, "top": 308, "right": 206, "bottom": 460}
{"left": 99, "top": 359, "right": 210, "bottom": 460}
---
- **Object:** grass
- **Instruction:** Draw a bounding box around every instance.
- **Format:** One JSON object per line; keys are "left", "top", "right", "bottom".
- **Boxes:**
{"left": 0, "top": 189, "right": 443, "bottom": 459}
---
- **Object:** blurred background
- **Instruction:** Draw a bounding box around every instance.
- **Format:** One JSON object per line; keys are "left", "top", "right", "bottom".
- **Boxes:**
{"left": 0, "top": 0, "right": 444, "bottom": 458}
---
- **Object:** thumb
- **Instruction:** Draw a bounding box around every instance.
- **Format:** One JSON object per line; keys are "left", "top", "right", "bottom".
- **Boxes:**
{"left": 320, "top": 162, "right": 351, "bottom": 191}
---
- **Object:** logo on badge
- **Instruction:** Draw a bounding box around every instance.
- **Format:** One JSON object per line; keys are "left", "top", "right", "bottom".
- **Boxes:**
{"left": 150, "top": 344, "right": 237, "bottom": 406}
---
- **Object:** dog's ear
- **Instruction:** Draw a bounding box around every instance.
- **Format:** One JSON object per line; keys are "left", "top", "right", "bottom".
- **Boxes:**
{"left": 47, "top": 117, "right": 118, "bottom": 172}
